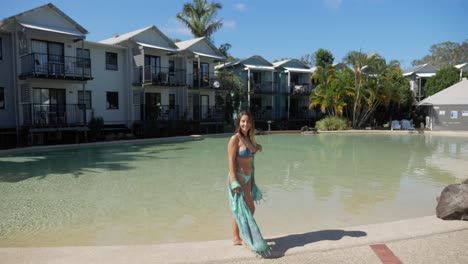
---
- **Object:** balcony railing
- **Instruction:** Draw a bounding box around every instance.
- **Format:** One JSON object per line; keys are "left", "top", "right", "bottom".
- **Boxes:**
{"left": 289, "top": 108, "right": 316, "bottom": 119}
{"left": 247, "top": 81, "right": 275, "bottom": 94}
{"left": 191, "top": 105, "right": 224, "bottom": 121}
{"left": 290, "top": 83, "right": 312, "bottom": 95}
{"left": 188, "top": 72, "right": 223, "bottom": 89}
{"left": 133, "top": 104, "right": 180, "bottom": 121}
{"left": 20, "top": 53, "right": 92, "bottom": 80}
{"left": 250, "top": 107, "right": 273, "bottom": 120}
{"left": 22, "top": 103, "right": 87, "bottom": 127}
{"left": 133, "top": 66, "right": 186, "bottom": 86}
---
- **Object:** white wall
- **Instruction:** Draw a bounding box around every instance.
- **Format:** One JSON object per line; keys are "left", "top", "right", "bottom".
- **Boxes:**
{"left": 85, "top": 43, "right": 128, "bottom": 125}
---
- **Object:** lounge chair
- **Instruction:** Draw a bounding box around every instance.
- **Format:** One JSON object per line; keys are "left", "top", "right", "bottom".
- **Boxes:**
{"left": 401, "top": 119, "right": 415, "bottom": 130}
{"left": 391, "top": 120, "right": 401, "bottom": 130}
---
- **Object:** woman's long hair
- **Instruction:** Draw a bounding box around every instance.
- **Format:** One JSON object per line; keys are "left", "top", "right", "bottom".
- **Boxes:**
{"left": 235, "top": 111, "right": 256, "bottom": 145}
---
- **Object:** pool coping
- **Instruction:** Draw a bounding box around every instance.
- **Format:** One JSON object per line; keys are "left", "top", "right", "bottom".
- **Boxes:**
{"left": 0, "top": 215, "right": 467, "bottom": 264}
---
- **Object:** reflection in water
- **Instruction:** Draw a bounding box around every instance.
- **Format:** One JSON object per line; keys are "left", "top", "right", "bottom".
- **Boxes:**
{"left": 0, "top": 134, "right": 466, "bottom": 247}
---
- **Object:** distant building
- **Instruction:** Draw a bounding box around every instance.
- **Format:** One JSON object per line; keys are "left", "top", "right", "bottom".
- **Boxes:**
{"left": 418, "top": 78, "right": 468, "bottom": 131}
{"left": 403, "top": 64, "right": 438, "bottom": 101}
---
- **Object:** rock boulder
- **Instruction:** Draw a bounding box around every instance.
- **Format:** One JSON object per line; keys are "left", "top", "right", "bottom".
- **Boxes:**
{"left": 436, "top": 180, "right": 468, "bottom": 220}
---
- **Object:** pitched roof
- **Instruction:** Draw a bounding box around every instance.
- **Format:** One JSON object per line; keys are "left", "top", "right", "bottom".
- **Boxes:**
{"left": 455, "top": 62, "right": 468, "bottom": 71}
{"left": 403, "top": 63, "right": 438, "bottom": 76}
{"left": 100, "top": 26, "right": 152, "bottom": 44}
{"left": 99, "top": 26, "right": 178, "bottom": 50}
{"left": 0, "top": 3, "right": 88, "bottom": 35}
{"left": 418, "top": 79, "right": 468, "bottom": 106}
{"left": 215, "top": 55, "right": 272, "bottom": 70}
{"left": 175, "top": 37, "right": 225, "bottom": 59}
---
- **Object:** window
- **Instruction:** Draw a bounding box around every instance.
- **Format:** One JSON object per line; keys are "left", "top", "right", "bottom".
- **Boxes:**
{"left": 106, "top": 92, "right": 119, "bottom": 109}
{"left": 0, "top": 38, "right": 2, "bottom": 60}
{"left": 76, "top": 48, "right": 91, "bottom": 68}
{"left": 105, "top": 52, "right": 118, "bottom": 71}
{"left": 169, "top": 94, "right": 175, "bottom": 110}
{"left": 78, "top": 90, "right": 92, "bottom": 109}
{"left": 0, "top": 87, "right": 4, "bottom": 109}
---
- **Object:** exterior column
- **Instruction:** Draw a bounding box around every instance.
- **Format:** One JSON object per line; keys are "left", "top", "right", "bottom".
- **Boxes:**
{"left": 247, "top": 68, "right": 251, "bottom": 108}
{"left": 271, "top": 70, "right": 274, "bottom": 119}
{"left": 287, "top": 71, "right": 291, "bottom": 119}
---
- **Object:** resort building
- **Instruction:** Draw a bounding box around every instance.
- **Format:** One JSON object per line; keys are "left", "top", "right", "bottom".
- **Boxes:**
{"left": 0, "top": 3, "right": 230, "bottom": 147}
{"left": 403, "top": 63, "right": 438, "bottom": 101}
{"left": 272, "top": 59, "right": 315, "bottom": 121}
{"left": 215, "top": 55, "right": 277, "bottom": 121}
{"left": 0, "top": 3, "right": 101, "bottom": 145}
{"left": 215, "top": 56, "right": 317, "bottom": 128}
{"left": 418, "top": 78, "right": 468, "bottom": 131}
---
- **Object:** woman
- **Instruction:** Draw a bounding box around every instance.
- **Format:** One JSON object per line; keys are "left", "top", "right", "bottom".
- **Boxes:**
{"left": 227, "top": 111, "right": 269, "bottom": 255}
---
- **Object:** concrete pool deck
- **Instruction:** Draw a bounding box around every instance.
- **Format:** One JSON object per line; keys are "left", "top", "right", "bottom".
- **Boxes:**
{"left": 1, "top": 215, "right": 467, "bottom": 264}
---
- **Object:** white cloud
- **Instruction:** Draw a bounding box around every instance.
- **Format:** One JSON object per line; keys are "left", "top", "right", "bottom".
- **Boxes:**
{"left": 234, "top": 3, "right": 247, "bottom": 12}
{"left": 224, "top": 20, "right": 236, "bottom": 29}
{"left": 324, "top": 0, "right": 343, "bottom": 9}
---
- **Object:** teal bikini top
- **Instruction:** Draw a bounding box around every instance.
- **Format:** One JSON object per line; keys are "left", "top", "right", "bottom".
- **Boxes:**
{"left": 236, "top": 134, "right": 256, "bottom": 158}
{"left": 237, "top": 147, "right": 255, "bottom": 158}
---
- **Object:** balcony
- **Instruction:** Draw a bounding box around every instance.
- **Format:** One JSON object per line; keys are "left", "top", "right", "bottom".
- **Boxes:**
{"left": 20, "top": 53, "right": 92, "bottom": 80}
{"left": 133, "top": 105, "right": 180, "bottom": 122}
{"left": 189, "top": 72, "right": 223, "bottom": 89}
{"left": 290, "top": 83, "right": 312, "bottom": 95}
{"left": 248, "top": 81, "right": 275, "bottom": 94}
{"left": 191, "top": 105, "right": 224, "bottom": 121}
{"left": 250, "top": 107, "right": 273, "bottom": 120}
{"left": 133, "top": 66, "right": 186, "bottom": 86}
{"left": 290, "top": 107, "right": 316, "bottom": 120}
{"left": 22, "top": 104, "right": 87, "bottom": 128}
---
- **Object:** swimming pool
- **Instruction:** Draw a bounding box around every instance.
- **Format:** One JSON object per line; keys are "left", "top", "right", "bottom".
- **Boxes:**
{"left": 0, "top": 133, "right": 466, "bottom": 247}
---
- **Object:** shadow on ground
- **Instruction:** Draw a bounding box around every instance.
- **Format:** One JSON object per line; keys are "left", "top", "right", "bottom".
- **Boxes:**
{"left": 265, "top": 229, "right": 367, "bottom": 258}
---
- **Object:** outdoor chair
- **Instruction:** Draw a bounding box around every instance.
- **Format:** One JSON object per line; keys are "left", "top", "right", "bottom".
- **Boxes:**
{"left": 391, "top": 120, "right": 401, "bottom": 130}
{"left": 401, "top": 119, "right": 415, "bottom": 130}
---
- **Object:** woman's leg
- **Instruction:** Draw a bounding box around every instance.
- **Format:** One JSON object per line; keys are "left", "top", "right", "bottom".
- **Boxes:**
{"left": 243, "top": 179, "right": 255, "bottom": 215}
{"left": 232, "top": 218, "right": 242, "bottom": 245}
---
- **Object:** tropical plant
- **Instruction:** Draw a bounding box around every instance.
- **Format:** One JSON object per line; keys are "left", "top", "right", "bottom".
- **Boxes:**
{"left": 309, "top": 66, "right": 353, "bottom": 117}
{"left": 315, "top": 116, "right": 348, "bottom": 130}
{"left": 176, "top": 0, "right": 223, "bottom": 39}
{"left": 424, "top": 67, "right": 460, "bottom": 96}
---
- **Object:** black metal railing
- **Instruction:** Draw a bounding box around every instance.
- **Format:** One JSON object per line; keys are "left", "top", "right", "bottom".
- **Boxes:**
{"left": 247, "top": 81, "right": 275, "bottom": 94}
{"left": 289, "top": 108, "right": 316, "bottom": 119}
{"left": 20, "top": 53, "right": 92, "bottom": 80}
{"left": 290, "top": 83, "right": 312, "bottom": 95}
{"left": 133, "top": 66, "right": 186, "bottom": 86}
{"left": 135, "top": 105, "right": 180, "bottom": 121}
{"left": 250, "top": 107, "right": 273, "bottom": 120}
{"left": 22, "top": 103, "right": 86, "bottom": 127}
{"left": 188, "top": 72, "right": 223, "bottom": 89}
{"left": 191, "top": 105, "right": 224, "bottom": 121}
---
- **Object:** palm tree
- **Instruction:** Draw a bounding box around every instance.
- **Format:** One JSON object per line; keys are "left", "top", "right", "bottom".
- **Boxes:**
{"left": 176, "top": 0, "right": 223, "bottom": 39}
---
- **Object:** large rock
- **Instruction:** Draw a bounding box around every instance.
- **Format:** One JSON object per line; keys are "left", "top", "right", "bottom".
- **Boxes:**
{"left": 436, "top": 181, "right": 468, "bottom": 220}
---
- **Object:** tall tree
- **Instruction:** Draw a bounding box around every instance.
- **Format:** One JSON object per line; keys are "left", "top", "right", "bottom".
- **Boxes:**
{"left": 424, "top": 67, "right": 460, "bottom": 96}
{"left": 176, "top": 0, "right": 223, "bottom": 39}
{"left": 315, "top": 48, "right": 334, "bottom": 68}
{"left": 412, "top": 40, "right": 468, "bottom": 68}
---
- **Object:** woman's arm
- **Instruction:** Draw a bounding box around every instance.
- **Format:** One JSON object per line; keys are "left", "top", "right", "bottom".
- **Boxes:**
{"left": 227, "top": 136, "right": 240, "bottom": 193}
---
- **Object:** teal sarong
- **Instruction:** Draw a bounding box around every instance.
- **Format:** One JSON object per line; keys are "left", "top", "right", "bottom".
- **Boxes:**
{"left": 228, "top": 158, "right": 270, "bottom": 256}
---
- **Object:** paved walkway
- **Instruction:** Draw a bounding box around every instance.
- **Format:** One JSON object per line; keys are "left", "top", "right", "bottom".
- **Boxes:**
{"left": 1, "top": 215, "right": 467, "bottom": 264}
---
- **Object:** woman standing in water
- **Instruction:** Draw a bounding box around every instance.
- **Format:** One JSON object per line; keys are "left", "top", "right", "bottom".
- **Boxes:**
{"left": 227, "top": 111, "right": 269, "bottom": 255}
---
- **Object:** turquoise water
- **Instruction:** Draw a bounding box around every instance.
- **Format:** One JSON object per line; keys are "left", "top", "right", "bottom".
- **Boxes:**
{"left": 0, "top": 134, "right": 467, "bottom": 247}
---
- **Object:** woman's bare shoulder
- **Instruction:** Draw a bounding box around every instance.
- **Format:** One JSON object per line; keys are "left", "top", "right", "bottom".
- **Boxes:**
{"left": 229, "top": 134, "right": 239, "bottom": 143}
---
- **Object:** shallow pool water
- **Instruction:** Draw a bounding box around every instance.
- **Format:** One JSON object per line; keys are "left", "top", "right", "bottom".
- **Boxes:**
{"left": 0, "top": 134, "right": 466, "bottom": 247}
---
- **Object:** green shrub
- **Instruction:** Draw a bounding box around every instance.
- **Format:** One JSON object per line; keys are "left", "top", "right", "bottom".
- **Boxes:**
{"left": 315, "top": 116, "right": 348, "bottom": 131}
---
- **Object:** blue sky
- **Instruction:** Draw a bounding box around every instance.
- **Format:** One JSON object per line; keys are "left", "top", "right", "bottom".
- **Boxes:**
{"left": 2, "top": 0, "right": 467, "bottom": 69}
